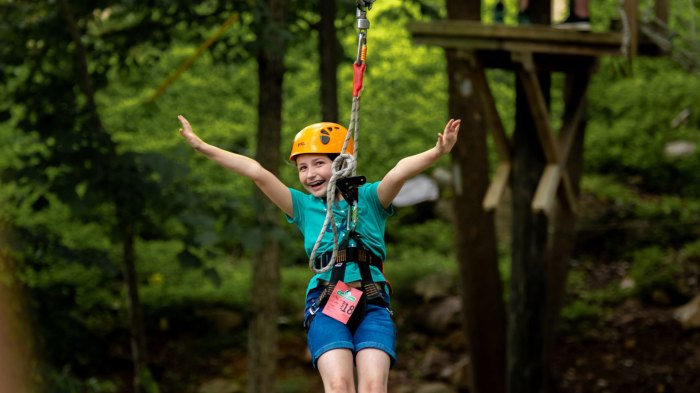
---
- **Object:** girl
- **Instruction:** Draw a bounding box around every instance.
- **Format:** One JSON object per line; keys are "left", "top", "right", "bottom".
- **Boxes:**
{"left": 178, "top": 115, "right": 460, "bottom": 393}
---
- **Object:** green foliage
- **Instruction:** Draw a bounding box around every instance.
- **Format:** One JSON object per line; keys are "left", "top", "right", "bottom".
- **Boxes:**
{"left": 559, "top": 265, "right": 620, "bottom": 335}
{"left": 387, "top": 217, "right": 454, "bottom": 255}
{"left": 1, "top": 0, "right": 699, "bottom": 388}
{"left": 628, "top": 246, "right": 682, "bottom": 303}
{"left": 559, "top": 298, "right": 602, "bottom": 335}
{"left": 581, "top": 174, "right": 700, "bottom": 253}
{"left": 385, "top": 248, "right": 456, "bottom": 289}
{"left": 679, "top": 238, "right": 700, "bottom": 262}
{"left": 35, "top": 365, "right": 118, "bottom": 393}
{"left": 586, "top": 59, "right": 700, "bottom": 197}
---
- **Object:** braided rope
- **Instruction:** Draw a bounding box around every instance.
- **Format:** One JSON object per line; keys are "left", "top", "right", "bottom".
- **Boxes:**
{"left": 307, "top": 5, "right": 368, "bottom": 273}
{"left": 308, "top": 97, "right": 361, "bottom": 273}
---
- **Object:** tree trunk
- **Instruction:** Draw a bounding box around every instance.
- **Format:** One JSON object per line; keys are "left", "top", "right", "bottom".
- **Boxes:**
{"left": 319, "top": 0, "right": 339, "bottom": 122}
{"left": 508, "top": 2, "right": 551, "bottom": 391}
{"left": 58, "top": 2, "right": 150, "bottom": 392}
{"left": 445, "top": 2, "right": 507, "bottom": 393}
{"left": 120, "top": 221, "right": 148, "bottom": 393}
{"left": 0, "top": 228, "right": 33, "bottom": 393}
{"left": 249, "top": 1, "right": 285, "bottom": 392}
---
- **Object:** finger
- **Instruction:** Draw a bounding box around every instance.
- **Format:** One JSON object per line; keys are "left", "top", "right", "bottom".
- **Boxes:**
{"left": 178, "top": 115, "right": 191, "bottom": 128}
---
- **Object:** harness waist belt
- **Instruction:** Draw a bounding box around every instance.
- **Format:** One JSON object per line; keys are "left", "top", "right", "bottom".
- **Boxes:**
{"left": 315, "top": 247, "right": 383, "bottom": 270}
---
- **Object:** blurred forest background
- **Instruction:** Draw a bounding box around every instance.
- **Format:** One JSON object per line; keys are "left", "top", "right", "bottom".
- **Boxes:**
{"left": 1, "top": 0, "right": 700, "bottom": 392}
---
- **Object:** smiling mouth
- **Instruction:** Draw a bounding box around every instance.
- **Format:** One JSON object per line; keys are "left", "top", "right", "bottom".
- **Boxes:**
{"left": 308, "top": 180, "right": 325, "bottom": 189}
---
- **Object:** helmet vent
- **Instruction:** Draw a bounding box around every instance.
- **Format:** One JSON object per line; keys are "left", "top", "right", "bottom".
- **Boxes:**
{"left": 320, "top": 129, "right": 331, "bottom": 145}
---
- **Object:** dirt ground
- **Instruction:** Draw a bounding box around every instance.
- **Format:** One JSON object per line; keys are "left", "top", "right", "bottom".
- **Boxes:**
{"left": 149, "top": 253, "right": 700, "bottom": 393}
{"left": 167, "top": 298, "right": 699, "bottom": 393}
{"left": 551, "top": 304, "right": 700, "bottom": 393}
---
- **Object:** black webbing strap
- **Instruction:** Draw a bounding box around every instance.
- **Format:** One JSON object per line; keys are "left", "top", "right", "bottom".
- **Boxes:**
{"left": 315, "top": 235, "right": 387, "bottom": 306}
{"left": 314, "top": 247, "right": 384, "bottom": 271}
{"left": 316, "top": 260, "right": 347, "bottom": 306}
{"left": 358, "top": 258, "right": 382, "bottom": 300}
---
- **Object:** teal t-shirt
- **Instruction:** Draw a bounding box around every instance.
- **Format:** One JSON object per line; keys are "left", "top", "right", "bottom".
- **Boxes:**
{"left": 286, "top": 181, "right": 394, "bottom": 295}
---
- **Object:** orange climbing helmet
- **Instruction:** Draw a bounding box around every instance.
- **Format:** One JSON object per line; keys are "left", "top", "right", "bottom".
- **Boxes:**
{"left": 289, "top": 122, "right": 354, "bottom": 161}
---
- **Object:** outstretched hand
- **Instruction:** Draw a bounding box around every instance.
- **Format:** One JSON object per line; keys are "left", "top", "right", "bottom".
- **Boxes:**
{"left": 436, "top": 118, "right": 461, "bottom": 155}
{"left": 178, "top": 115, "right": 204, "bottom": 150}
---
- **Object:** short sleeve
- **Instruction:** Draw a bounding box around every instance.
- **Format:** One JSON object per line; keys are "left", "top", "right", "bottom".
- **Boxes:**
{"left": 364, "top": 181, "right": 395, "bottom": 218}
{"left": 286, "top": 188, "right": 306, "bottom": 226}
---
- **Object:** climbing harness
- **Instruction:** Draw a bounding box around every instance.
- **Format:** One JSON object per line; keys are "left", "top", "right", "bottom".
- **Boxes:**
{"left": 304, "top": 235, "right": 392, "bottom": 333}
{"left": 307, "top": 2, "right": 371, "bottom": 274}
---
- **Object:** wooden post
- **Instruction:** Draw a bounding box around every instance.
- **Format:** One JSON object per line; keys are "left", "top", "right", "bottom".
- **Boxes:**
{"left": 543, "top": 71, "right": 588, "bottom": 393}
{"left": 446, "top": 4, "right": 507, "bottom": 393}
{"left": 655, "top": 0, "right": 670, "bottom": 25}
{"left": 624, "top": 0, "right": 639, "bottom": 57}
{"left": 508, "top": 56, "right": 550, "bottom": 393}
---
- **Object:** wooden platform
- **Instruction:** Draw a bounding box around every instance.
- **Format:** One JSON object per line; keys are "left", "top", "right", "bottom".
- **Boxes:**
{"left": 409, "top": 21, "right": 664, "bottom": 71}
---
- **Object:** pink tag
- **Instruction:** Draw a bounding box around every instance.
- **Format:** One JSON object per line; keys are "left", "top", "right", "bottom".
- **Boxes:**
{"left": 322, "top": 281, "right": 363, "bottom": 324}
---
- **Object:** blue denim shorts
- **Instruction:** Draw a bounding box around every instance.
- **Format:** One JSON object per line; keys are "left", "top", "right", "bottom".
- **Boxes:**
{"left": 304, "top": 286, "right": 397, "bottom": 369}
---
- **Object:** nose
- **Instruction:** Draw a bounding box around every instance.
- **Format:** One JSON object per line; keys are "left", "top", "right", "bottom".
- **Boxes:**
{"left": 307, "top": 166, "right": 319, "bottom": 179}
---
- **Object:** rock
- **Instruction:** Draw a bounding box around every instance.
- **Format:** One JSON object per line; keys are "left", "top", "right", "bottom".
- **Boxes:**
{"left": 198, "top": 377, "right": 242, "bottom": 393}
{"left": 418, "top": 347, "right": 451, "bottom": 378}
{"left": 414, "top": 382, "right": 457, "bottom": 393}
{"left": 414, "top": 272, "right": 456, "bottom": 303}
{"left": 425, "top": 296, "right": 463, "bottom": 334}
{"left": 674, "top": 294, "right": 700, "bottom": 329}
{"left": 195, "top": 308, "right": 244, "bottom": 333}
{"left": 446, "top": 356, "right": 472, "bottom": 391}
{"left": 664, "top": 140, "right": 696, "bottom": 159}
{"left": 443, "top": 329, "right": 468, "bottom": 352}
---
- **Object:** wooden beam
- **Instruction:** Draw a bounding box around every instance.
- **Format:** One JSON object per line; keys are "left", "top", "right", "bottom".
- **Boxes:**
{"left": 483, "top": 162, "right": 511, "bottom": 211}
{"left": 409, "top": 21, "right": 624, "bottom": 46}
{"left": 413, "top": 35, "right": 627, "bottom": 58}
{"left": 512, "top": 52, "right": 559, "bottom": 164}
{"left": 409, "top": 20, "right": 664, "bottom": 58}
{"left": 655, "top": 0, "right": 669, "bottom": 25}
{"left": 623, "top": 0, "right": 639, "bottom": 57}
{"left": 532, "top": 165, "right": 578, "bottom": 214}
{"left": 558, "top": 69, "right": 592, "bottom": 164}
{"left": 532, "top": 164, "right": 560, "bottom": 214}
{"left": 462, "top": 51, "right": 512, "bottom": 160}
{"left": 458, "top": 52, "right": 513, "bottom": 212}
{"left": 512, "top": 52, "right": 580, "bottom": 215}
{"left": 559, "top": 172, "right": 578, "bottom": 214}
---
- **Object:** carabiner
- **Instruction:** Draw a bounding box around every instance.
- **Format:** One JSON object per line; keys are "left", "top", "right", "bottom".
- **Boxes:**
{"left": 355, "top": 8, "right": 369, "bottom": 65}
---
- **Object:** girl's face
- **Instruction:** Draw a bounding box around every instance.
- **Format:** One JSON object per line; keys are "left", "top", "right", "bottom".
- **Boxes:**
{"left": 296, "top": 154, "right": 334, "bottom": 198}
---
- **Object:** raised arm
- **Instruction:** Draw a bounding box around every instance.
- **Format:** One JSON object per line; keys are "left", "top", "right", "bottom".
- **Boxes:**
{"left": 178, "top": 115, "right": 293, "bottom": 216}
{"left": 377, "top": 118, "right": 460, "bottom": 208}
